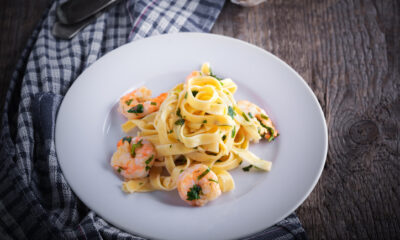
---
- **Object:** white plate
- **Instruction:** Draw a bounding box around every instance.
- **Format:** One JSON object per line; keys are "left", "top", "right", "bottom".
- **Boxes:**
{"left": 56, "top": 33, "right": 327, "bottom": 240}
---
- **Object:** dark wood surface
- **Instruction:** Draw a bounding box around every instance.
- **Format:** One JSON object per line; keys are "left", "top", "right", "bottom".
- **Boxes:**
{"left": 1, "top": 0, "right": 399, "bottom": 239}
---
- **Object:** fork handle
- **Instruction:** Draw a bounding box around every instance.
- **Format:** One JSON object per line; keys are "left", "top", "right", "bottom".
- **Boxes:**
{"left": 57, "top": 0, "right": 119, "bottom": 25}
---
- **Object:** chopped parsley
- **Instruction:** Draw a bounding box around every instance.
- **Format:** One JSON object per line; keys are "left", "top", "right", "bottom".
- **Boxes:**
{"left": 139, "top": 182, "right": 143, "bottom": 185}
{"left": 168, "top": 130, "right": 173, "bottom": 134}
{"left": 203, "top": 120, "right": 207, "bottom": 124}
{"left": 239, "top": 160, "right": 243, "bottom": 165}
{"left": 208, "top": 179, "right": 219, "bottom": 184}
{"left": 125, "top": 99, "right": 133, "bottom": 105}
{"left": 228, "top": 106, "right": 236, "bottom": 119}
{"left": 192, "top": 90, "right": 199, "bottom": 97}
{"left": 145, "top": 155, "right": 154, "bottom": 165}
{"left": 145, "top": 155, "right": 154, "bottom": 171}
{"left": 186, "top": 184, "right": 202, "bottom": 201}
{"left": 175, "top": 118, "right": 185, "bottom": 126}
{"left": 261, "top": 114, "right": 269, "bottom": 120}
{"left": 209, "top": 68, "right": 222, "bottom": 81}
{"left": 267, "top": 135, "right": 275, "bottom": 142}
{"left": 242, "top": 165, "right": 253, "bottom": 172}
{"left": 170, "top": 144, "right": 172, "bottom": 148}
{"left": 222, "top": 135, "right": 226, "bottom": 141}
{"left": 197, "top": 168, "right": 210, "bottom": 180}
{"left": 122, "top": 136, "right": 132, "bottom": 144}
{"left": 258, "top": 119, "right": 274, "bottom": 138}
{"left": 130, "top": 139, "right": 143, "bottom": 157}
{"left": 242, "top": 112, "right": 250, "bottom": 122}
{"left": 127, "top": 104, "right": 144, "bottom": 114}
{"left": 260, "top": 132, "right": 266, "bottom": 138}
{"left": 266, "top": 126, "right": 275, "bottom": 136}
{"left": 180, "top": 169, "right": 184, "bottom": 173}
{"left": 117, "top": 167, "right": 122, "bottom": 173}
{"left": 231, "top": 125, "right": 236, "bottom": 138}
{"left": 248, "top": 112, "right": 254, "bottom": 118}
{"left": 150, "top": 102, "right": 157, "bottom": 106}
{"left": 176, "top": 108, "right": 182, "bottom": 118}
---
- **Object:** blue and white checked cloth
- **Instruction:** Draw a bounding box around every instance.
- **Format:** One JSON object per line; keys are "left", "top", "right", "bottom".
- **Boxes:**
{"left": 0, "top": 0, "right": 308, "bottom": 239}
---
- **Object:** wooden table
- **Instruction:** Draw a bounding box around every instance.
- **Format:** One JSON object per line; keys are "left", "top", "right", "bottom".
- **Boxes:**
{"left": 1, "top": 0, "right": 399, "bottom": 239}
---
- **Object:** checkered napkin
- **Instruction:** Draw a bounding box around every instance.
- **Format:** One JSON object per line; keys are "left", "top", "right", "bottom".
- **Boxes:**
{"left": 0, "top": 0, "right": 307, "bottom": 239}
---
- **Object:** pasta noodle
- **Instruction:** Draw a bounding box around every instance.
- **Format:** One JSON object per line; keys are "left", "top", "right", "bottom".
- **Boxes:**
{"left": 117, "top": 63, "right": 278, "bottom": 195}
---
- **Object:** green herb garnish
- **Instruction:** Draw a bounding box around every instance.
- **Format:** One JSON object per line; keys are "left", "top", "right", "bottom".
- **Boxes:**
{"left": 261, "top": 132, "right": 266, "bottom": 138}
{"left": 242, "top": 165, "right": 253, "bottom": 172}
{"left": 175, "top": 118, "right": 185, "bottom": 126}
{"left": 145, "top": 166, "right": 151, "bottom": 171}
{"left": 127, "top": 104, "right": 144, "bottom": 114}
{"left": 208, "top": 179, "right": 219, "bottom": 184}
{"left": 210, "top": 68, "right": 222, "bottom": 81}
{"left": 186, "top": 184, "right": 202, "bottom": 201}
{"left": 130, "top": 139, "right": 143, "bottom": 157}
{"left": 197, "top": 168, "right": 210, "bottom": 180}
{"left": 176, "top": 108, "right": 182, "bottom": 118}
{"left": 184, "top": 92, "right": 188, "bottom": 99}
{"left": 248, "top": 112, "right": 254, "bottom": 119}
{"left": 268, "top": 135, "right": 275, "bottom": 142}
{"left": 261, "top": 114, "right": 269, "bottom": 120}
{"left": 180, "top": 169, "right": 184, "bottom": 173}
{"left": 203, "top": 120, "right": 207, "bottom": 124}
{"left": 125, "top": 99, "right": 133, "bottom": 105}
{"left": 145, "top": 155, "right": 154, "bottom": 165}
{"left": 150, "top": 102, "right": 157, "bottom": 106}
{"left": 228, "top": 106, "right": 236, "bottom": 119}
{"left": 222, "top": 135, "right": 226, "bottom": 141}
{"left": 258, "top": 119, "right": 274, "bottom": 137}
{"left": 231, "top": 125, "right": 236, "bottom": 138}
{"left": 122, "top": 136, "right": 132, "bottom": 144}
{"left": 168, "top": 130, "right": 173, "bottom": 134}
{"left": 192, "top": 90, "right": 199, "bottom": 97}
{"left": 242, "top": 112, "right": 250, "bottom": 121}
{"left": 117, "top": 167, "right": 122, "bottom": 173}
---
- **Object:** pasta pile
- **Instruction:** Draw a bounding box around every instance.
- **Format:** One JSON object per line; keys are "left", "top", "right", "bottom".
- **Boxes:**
{"left": 119, "top": 63, "right": 276, "bottom": 194}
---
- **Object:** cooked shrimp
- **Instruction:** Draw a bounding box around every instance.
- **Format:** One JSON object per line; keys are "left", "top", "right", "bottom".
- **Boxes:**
{"left": 237, "top": 100, "right": 279, "bottom": 141}
{"left": 118, "top": 87, "right": 168, "bottom": 119}
{"left": 177, "top": 164, "right": 221, "bottom": 206}
{"left": 111, "top": 136, "right": 156, "bottom": 179}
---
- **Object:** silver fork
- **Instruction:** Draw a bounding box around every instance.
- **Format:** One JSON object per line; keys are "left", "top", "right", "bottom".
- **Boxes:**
{"left": 52, "top": 0, "right": 119, "bottom": 40}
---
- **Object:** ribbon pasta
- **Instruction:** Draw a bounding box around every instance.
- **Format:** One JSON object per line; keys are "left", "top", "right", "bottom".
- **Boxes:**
{"left": 121, "top": 63, "right": 275, "bottom": 194}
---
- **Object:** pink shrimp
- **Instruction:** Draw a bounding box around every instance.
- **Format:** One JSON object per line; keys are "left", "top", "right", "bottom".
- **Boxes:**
{"left": 118, "top": 87, "right": 168, "bottom": 119}
{"left": 177, "top": 164, "right": 221, "bottom": 206}
{"left": 111, "top": 136, "right": 156, "bottom": 179}
{"left": 237, "top": 100, "right": 279, "bottom": 141}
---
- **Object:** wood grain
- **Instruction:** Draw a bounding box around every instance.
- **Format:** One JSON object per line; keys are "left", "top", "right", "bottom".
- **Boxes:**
{"left": 212, "top": 0, "right": 400, "bottom": 239}
{"left": 0, "top": 0, "right": 399, "bottom": 239}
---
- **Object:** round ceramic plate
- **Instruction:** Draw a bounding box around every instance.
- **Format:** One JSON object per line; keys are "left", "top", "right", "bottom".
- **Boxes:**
{"left": 56, "top": 33, "right": 328, "bottom": 240}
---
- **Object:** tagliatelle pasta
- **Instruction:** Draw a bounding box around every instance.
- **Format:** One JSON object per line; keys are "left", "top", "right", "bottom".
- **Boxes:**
{"left": 112, "top": 63, "right": 278, "bottom": 204}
